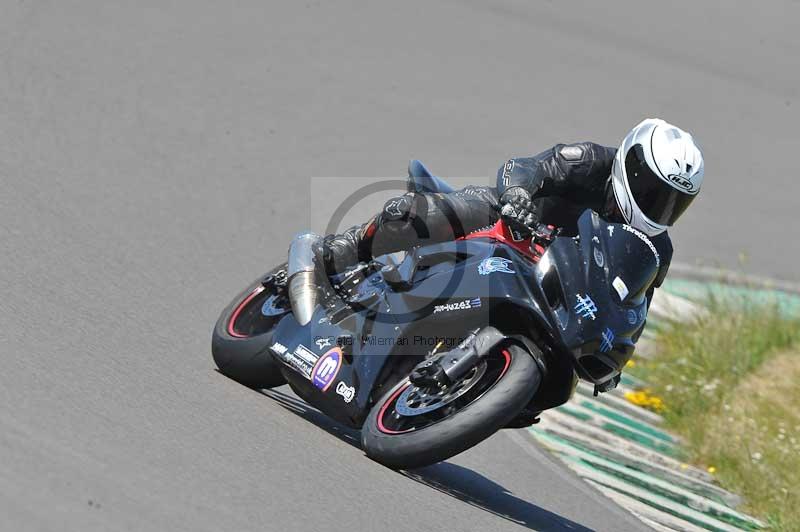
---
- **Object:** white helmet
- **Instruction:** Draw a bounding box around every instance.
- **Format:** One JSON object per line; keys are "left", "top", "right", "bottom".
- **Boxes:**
{"left": 610, "top": 118, "right": 704, "bottom": 236}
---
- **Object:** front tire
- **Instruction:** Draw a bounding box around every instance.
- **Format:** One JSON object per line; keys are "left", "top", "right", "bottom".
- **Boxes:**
{"left": 362, "top": 344, "right": 540, "bottom": 469}
{"left": 212, "top": 266, "right": 289, "bottom": 389}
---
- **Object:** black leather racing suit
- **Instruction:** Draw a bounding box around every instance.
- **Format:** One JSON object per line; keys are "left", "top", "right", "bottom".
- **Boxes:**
{"left": 323, "top": 142, "right": 673, "bottom": 304}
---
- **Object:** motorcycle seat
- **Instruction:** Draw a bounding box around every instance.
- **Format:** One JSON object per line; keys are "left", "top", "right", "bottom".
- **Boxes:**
{"left": 407, "top": 160, "right": 455, "bottom": 194}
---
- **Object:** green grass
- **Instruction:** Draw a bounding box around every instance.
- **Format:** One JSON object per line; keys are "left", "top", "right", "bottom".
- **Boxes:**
{"left": 629, "top": 296, "right": 800, "bottom": 529}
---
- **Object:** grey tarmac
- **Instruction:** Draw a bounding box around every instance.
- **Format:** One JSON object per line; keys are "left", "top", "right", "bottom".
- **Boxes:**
{"left": 1, "top": 1, "right": 797, "bottom": 530}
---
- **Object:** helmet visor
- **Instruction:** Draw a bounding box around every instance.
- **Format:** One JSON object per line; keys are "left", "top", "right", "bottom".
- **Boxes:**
{"left": 625, "top": 145, "right": 696, "bottom": 226}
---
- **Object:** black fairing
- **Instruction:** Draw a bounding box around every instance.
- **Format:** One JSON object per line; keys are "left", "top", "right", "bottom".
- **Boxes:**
{"left": 536, "top": 210, "right": 658, "bottom": 382}
{"left": 266, "top": 209, "right": 659, "bottom": 427}
{"left": 268, "top": 238, "right": 538, "bottom": 427}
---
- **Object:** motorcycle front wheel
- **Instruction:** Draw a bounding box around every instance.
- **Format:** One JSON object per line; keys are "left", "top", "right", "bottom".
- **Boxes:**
{"left": 362, "top": 343, "right": 541, "bottom": 469}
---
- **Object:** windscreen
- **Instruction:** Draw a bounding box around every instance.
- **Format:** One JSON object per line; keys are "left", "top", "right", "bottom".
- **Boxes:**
{"left": 603, "top": 223, "right": 659, "bottom": 305}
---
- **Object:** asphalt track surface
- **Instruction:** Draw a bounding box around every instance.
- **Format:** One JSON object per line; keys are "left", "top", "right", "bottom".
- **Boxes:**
{"left": 1, "top": 1, "right": 798, "bottom": 531}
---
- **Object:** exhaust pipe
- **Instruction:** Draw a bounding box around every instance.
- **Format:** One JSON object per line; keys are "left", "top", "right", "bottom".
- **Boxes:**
{"left": 287, "top": 232, "right": 322, "bottom": 326}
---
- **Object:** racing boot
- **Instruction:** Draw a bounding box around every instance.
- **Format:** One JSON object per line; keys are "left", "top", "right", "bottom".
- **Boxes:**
{"left": 321, "top": 221, "right": 376, "bottom": 275}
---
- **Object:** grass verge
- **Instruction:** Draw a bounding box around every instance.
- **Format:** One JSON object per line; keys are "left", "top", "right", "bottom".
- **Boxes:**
{"left": 629, "top": 297, "right": 800, "bottom": 529}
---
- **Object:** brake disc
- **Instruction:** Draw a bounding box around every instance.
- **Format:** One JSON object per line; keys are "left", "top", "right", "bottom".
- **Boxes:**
{"left": 395, "top": 362, "right": 487, "bottom": 416}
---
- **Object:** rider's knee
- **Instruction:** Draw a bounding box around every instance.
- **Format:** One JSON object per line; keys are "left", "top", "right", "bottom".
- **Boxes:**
{"left": 379, "top": 192, "right": 427, "bottom": 224}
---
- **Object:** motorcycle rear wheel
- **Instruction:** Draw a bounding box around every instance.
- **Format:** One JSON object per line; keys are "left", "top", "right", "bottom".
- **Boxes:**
{"left": 362, "top": 343, "right": 540, "bottom": 469}
{"left": 211, "top": 266, "right": 289, "bottom": 389}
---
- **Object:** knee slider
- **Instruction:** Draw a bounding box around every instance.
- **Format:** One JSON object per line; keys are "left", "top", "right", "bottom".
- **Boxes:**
{"left": 375, "top": 192, "right": 430, "bottom": 243}
{"left": 381, "top": 193, "right": 418, "bottom": 222}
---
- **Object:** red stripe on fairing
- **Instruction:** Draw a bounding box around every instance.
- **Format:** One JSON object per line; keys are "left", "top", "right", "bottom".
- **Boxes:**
{"left": 460, "top": 220, "right": 543, "bottom": 262}
{"left": 227, "top": 285, "right": 266, "bottom": 338}
{"left": 375, "top": 349, "right": 513, "bottom": 435}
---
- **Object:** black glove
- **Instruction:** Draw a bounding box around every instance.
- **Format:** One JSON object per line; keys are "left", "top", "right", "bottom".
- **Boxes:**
{"left": 498, "top": 187, "right": 539, "bottom": 236}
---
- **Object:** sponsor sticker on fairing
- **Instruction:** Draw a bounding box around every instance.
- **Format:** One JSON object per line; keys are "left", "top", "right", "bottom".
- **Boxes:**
{"left": 277, "top": 344, "right": 319, "bottom": 379}
{"left": 311, "top": 347, "right": 343, "bottom": 392}
{"left": 315, "top": 337, "right": 332, "bottom": 350}
{"left": 612, "top": 276, "right": 629, "bottom": 301}
{"left": 478, "top": 257, "right": 515, "bottom": 275}
{"left": 270, "top": 342, "right": 288, "bottom": 355}
{"left": 433, "top": 298, "right": 482, "bottom": 314}
{"left": 600, "top": 328, "right": 614, "bottom": 353}
{"left": 593, "top": 247, "right": 605, "bottom": 268}
{"left": 621, "top": 225, "right": 660, "bottom": 267}
{"left": 574, "top": 294, "right": 598, "bottom": 320}
{"left": 335, "top": 381, "right": 356, "bottom": 403}
{"left": 293, "top": 345, "right": 318, "bottom": 365}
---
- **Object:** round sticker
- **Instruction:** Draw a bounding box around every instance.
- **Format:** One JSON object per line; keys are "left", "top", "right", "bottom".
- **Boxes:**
{"left": 311, "top": 347, "right": 343, "bottom": 392}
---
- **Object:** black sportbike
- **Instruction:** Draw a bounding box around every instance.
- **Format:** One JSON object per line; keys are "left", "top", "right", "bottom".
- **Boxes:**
{"left": 212, "top": 169, "right": 658, "bottom": 469}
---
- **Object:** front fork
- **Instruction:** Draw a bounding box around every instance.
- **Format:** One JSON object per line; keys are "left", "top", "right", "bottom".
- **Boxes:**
{"left": 410, "top": 326, "right": 509, "bottom": 387}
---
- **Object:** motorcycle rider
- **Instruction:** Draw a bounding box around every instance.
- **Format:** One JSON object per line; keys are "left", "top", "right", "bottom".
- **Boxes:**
{"left": 321, "top": 118, "right": 704, "bottom": 306}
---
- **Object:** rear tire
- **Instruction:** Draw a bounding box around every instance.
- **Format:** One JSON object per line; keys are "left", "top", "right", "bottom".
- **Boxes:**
{"left": 212, "top": 267, "right": 288, "bottom": 389}
{"left": 362, "top": 344, "right": 540, "bottom": 469}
